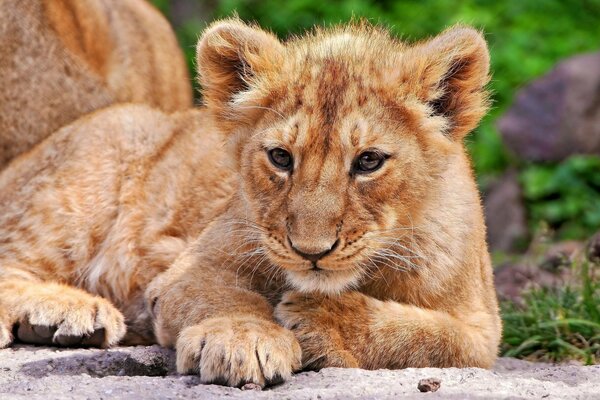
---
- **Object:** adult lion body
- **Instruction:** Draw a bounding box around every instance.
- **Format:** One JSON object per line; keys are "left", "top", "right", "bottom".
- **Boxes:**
{"left": 0, "top": 0, "right": 192, "bottom": 169}
{"left": 0, "top": 20, "right": 501, "bottom": 387}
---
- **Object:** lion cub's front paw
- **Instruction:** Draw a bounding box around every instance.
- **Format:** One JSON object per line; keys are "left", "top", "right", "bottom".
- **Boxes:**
{"left": 275, "top": 292, "right": 360, "bottom": 371}
{"left": 1, "top": 282, "right": 126, "bottom": 348}
{"left": 176, "top": 316, "right": 302, "bottom": 387}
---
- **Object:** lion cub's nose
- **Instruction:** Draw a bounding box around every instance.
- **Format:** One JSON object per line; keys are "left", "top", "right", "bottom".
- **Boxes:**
{"left": 289, "top": 238, "right": 339, "bottom": 262}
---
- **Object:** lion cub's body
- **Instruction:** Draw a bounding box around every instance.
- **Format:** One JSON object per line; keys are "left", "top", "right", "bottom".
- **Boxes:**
{"left": 0, "top": 106, "right": 230, "bottom": 344}
{"left": 0, "top": 0, "right": 192, "bottom": 169}
{"left": 0, "top": 20, "right": 501, "bottom": 387}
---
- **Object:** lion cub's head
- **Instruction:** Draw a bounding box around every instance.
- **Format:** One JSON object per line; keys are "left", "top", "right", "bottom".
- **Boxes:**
{"left": 197, "top": 19, "right": 490, "bottom": 293}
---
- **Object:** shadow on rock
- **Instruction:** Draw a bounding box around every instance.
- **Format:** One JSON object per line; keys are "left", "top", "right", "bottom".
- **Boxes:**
{"left": 20, "top": 346, "right": 176, "bottom": 378}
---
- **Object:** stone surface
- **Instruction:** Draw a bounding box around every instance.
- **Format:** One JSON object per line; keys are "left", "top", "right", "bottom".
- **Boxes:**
{"left": 483, "top": 169, "right": 528, "bottom": 252}
{"left": 0, "top": 345, "right": 599, "bottom": 399}
{"left": 498, "top": 52, "right": 600, "bottom": 162}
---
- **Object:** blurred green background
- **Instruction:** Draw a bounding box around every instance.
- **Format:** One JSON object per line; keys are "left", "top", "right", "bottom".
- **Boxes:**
{"left": 151, "top": 0, "right": 600, "bottom": 243}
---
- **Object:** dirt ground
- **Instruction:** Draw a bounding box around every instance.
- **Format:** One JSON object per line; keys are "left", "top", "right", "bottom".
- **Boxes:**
{"left": 0, "top": 345, "right": 598, "bottom": 399}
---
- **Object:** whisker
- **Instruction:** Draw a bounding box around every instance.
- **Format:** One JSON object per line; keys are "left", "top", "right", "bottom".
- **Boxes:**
{"left": 368, "top": 226, "right": 425, "bottom": 234}
{"left": 364, "top": 254, "right": 390, "bottom": 286}
{"left": 369, "top": 240, "right": 423, "bottom": 258}
{"left": 372, "top": 251, "right": 419, "bottom": 271}
{"left": 234, "top": 105, "right": 286, "bottom": 120}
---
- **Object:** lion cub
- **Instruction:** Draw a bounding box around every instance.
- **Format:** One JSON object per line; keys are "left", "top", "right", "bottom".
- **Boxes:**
{"left": 0, "top": 0, "right": 192, "bottom": 169}
{"left": 0, "top": 19, "right": 501, "bottom": 387}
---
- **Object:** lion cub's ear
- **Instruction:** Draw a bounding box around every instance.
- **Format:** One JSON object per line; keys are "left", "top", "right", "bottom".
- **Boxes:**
{"left": 400, "top": 26, "right": 490, "bottom": 140}
{"left": 196, "top": 19, "right": 283, "bottom": 124}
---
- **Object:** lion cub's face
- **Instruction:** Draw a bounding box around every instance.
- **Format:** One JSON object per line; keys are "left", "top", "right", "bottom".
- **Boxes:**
{"left": 197, "top": 20, "right": 489, "bottom": 293}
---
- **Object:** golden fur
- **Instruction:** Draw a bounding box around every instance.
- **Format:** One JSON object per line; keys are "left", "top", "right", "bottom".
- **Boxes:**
{"left": 0, "top": 0, "right": 192, "bottom": 169}
{"left": 0, "top": 19, "right": 501, "bottom": 387}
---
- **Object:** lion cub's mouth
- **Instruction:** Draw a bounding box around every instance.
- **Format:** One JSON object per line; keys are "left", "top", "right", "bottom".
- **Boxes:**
{"left": 283, "top": 267, "right": 361, "bottom": 294}
{"left": 262, "top": 237, "right": 364, "bottom": 293}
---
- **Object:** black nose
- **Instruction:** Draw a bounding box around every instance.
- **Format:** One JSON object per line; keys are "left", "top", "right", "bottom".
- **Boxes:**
{"left": 289, "top": 239, "right": 339, "bottom": 262}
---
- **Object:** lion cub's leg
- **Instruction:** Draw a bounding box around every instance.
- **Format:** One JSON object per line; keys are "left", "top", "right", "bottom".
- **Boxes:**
{"left": 0, "top": 269, "right": 126, "bottom": 348}
{"left": 275, "top": 291, "right": 499, "bottom": 370}
{"left": 146, "top": 254, "right": 301, "bottom": 388}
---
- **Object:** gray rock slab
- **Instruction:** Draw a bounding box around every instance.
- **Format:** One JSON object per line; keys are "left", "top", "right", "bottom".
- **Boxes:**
{"left": 0, "top": 345, "right": 598, "bottom": 399}
{"left": 483, "top": 169, "right": 527, "bottom": 252}
{"left": 497, "top": 52, "right": 600, "bottom": 162}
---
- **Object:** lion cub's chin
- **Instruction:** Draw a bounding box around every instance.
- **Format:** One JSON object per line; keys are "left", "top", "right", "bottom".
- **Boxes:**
{"left": 284, "top": 268, "right": 361, "bottom": 294}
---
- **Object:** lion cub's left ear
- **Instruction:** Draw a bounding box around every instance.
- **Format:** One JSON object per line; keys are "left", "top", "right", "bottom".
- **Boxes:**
{"left": 196, "top": 19, "right": 283, "bottom": 124}
{"left": 400, "top": 26, "right": 490, "bottom": 140}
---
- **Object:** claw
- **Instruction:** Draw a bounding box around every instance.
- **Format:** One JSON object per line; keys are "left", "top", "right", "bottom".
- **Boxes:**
{"left": 17, "top": 321, "right": 54, "bottom": 345}
{"left": 55, "top": 334, "right": 84, "bottom": 347}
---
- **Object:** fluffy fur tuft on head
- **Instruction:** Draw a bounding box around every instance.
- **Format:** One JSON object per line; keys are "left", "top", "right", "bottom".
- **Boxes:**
{"left": 196, "top": 19, "right": 490, "bottom": 141}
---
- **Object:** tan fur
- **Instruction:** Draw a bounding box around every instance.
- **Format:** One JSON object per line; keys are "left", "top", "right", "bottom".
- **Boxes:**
{"left": 0, "top": 0, "right": 192, "bottom": 169}
{"left": 0, "top": 19, "right": 501, "bottom": 387}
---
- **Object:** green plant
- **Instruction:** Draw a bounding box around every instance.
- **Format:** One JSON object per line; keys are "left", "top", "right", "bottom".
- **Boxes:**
{"left": 521, "top": 156, "right": 600, "bottom": 240}
{"left": 501, "top": 259, "right": 600, "bottom": 364}
{"left": 151, "top": 0, "right": 170, "bottom": 14}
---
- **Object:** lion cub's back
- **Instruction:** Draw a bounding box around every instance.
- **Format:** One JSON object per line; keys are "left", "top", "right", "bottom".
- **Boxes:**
{"left": 0, "top": 0, "right": 192, "bottom": 169}
{"left": 0, "top": 104, "right": 194, "bottom": 288}
{"left": 0, "top": 104, "right": 174, "bottom": 207}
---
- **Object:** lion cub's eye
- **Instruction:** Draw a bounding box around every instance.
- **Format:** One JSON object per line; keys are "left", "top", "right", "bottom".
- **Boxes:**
{"left": 353, "top": 151, "right": 386, "bottom": 174}
{"left": 268, "top": 148, "right": 293, "bottom": 171}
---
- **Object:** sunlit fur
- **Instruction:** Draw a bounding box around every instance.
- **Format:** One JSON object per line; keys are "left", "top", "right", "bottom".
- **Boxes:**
{"left": 0, "top": 19, "right": 501, "bottom": 388}
{"left": 0, "top": 0, "right": 192, "bottom": 169}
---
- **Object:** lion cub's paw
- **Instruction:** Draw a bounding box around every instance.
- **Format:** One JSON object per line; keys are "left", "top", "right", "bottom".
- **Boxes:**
{"left": 275, "top": 292, "right": 360, "bottom": 370}
{"left": 0, "top": 312, "right": 12, "bottom": 348}
{"left": 8, "top": 283, "right": 126, "bottom": 348}
{"left": 176, "top": 316, "right": 302, "bottom": 387}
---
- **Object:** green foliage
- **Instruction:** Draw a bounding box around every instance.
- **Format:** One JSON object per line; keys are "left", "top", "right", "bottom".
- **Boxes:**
{"left": 521, "top": 156, "right": 600, "bottom": 239}
{"left": 502, "top": 260, "right": 600, "bottom": 364}
{"left": 150, "top": 0, "right": 170, "bottom": 14}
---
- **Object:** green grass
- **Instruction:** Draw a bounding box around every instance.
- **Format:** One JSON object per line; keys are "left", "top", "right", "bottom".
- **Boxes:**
{"left": 501, "top": 259, "right": 600, "bottom": 364}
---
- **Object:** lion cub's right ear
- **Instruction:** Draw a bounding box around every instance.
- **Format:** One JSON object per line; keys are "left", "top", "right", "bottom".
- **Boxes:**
{"left": 196, "top": 19, "right": 283, "bottom": 125}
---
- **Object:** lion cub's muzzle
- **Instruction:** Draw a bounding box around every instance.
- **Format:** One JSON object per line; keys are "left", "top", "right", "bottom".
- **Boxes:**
{"left": 288, "top": 237, "right": 339, "bottom": 267}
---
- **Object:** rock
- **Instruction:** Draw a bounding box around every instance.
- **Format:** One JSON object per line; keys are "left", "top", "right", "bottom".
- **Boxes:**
{"left": 16, "top": 345, "right": 175, "bottom": 378}
{"left": 168, "top": 0, "right": 216, "bottom": 36}
{"left": 494, "top": 241, "right": 581, "bottom": 302}
{"left": 494, "top": 236, "right": 588, "bottom": 303}
{"left": 587, "top": 231, "right": 600, "bottom": 262}
{"left": 417, "top": 377, "right": 441, "bottom": 392}
{"left": 483, "top": 170, "right": 528, "bottom": 252}
{"left": 493, "top": 357, "right": 555, "bottom": 372}
{"left": 1, "top": 345, "right": 599, "bottom": 399}
{"left": 498, "top": 52, "right": 600, "bottom": 162}
{"left": 539, "top": 241, "right": 583, "bottom": 272}
{"left": 494, "top": 262, "right": 537, "bottom": 302}
{"left": 241, "top": 383, "right": 262, "bottom": 391}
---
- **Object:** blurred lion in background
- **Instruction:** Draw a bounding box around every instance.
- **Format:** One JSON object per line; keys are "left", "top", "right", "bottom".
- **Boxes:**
{"left": 0, "top": 0, "right": 192, "bottom": 169}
